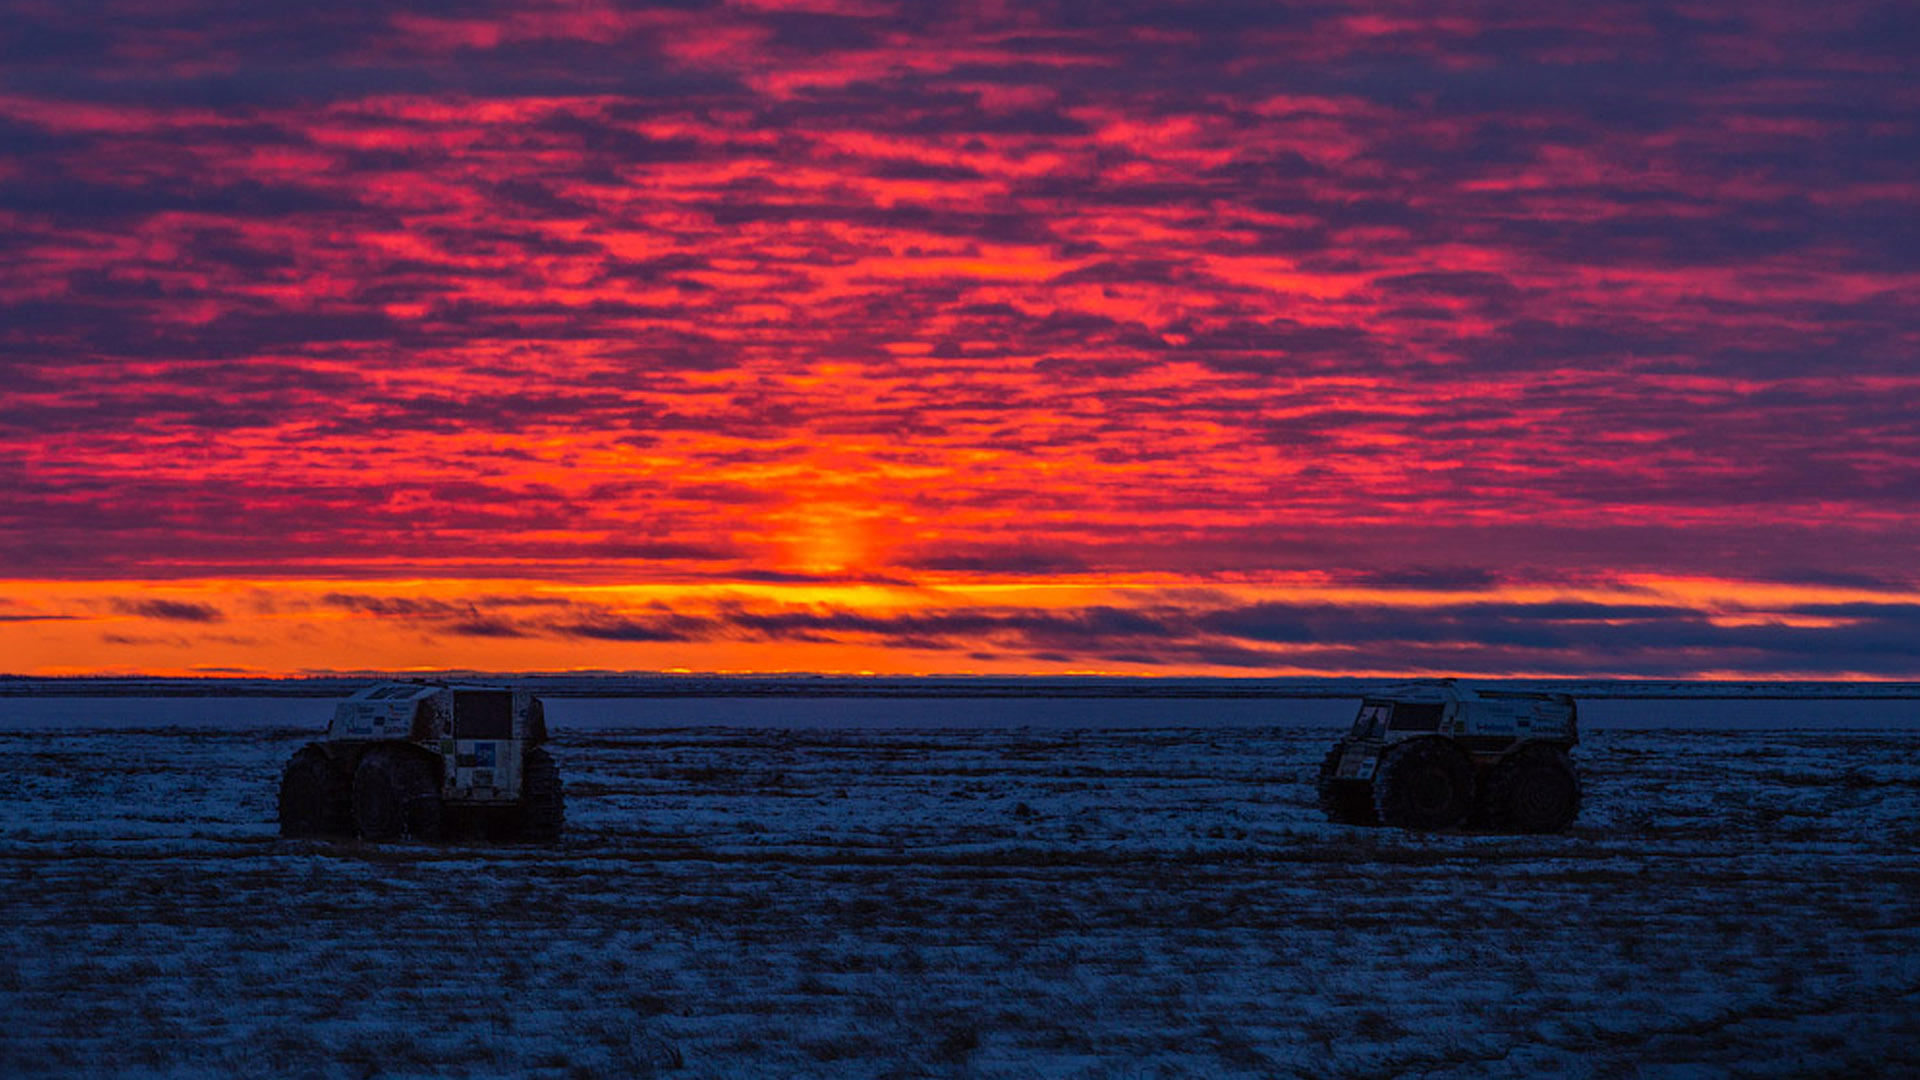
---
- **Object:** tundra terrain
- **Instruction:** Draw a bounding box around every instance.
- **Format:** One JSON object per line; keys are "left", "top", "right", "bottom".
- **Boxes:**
{"left": 3, "top": 698, "right": 1917, "bottom": 1078}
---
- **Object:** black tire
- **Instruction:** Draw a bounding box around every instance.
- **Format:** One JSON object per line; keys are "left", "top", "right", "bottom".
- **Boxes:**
{"left": 1484, "top": 746, "right": 1580, "bottom": 833}
{"left": 485, "top": 746, "right": 565, "bottom": 843}
{"left": 517, "top": 746, "right": 566, "bottom": 843}
{"left": 1373, "top": 738, "right": 1473, "bottom": 829}
{"left": 278, "top": 743, "right": 352, "bottom": 837}
{"left": 1316, "top": 744, "right": 1379, "bottom": 826}
{"left": 353, "top": 747, "right": 444, "bottom": 841}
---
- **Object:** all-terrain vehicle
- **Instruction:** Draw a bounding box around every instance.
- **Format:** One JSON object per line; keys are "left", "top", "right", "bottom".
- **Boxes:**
{"left": 277, "top": 681, "right": 564, "bottom": 841}
{"left": 1317, "top": 682, "right": 1580, "bottom": 832}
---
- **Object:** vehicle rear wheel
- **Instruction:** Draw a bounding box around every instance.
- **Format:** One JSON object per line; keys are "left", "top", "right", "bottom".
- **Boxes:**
{"left": 1316, "top": 744, "right": 1378, "bottom": 826}
{"left": 515, "top": 746, "right": 565, "bottom": 843}
{"left": 353, "top": 747, "right": 443, "bottom": 841}
{"left": 278, "top": 744, "right": 352, "bottom": 837}
{"left": 1485, "top": 746, "right": 1580, "bottom": 833}
{"left": 1373, "top": 739, "right": 1473, "bottom": 829}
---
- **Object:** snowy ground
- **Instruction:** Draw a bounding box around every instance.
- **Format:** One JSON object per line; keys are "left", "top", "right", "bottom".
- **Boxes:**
{"left": 3, "top": 698, "right": 1918, "bottom": 1078}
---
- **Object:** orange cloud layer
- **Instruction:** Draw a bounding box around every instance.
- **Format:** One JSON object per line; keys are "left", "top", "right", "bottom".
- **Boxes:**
{"left": 6, "top": 576, "right": 1919, "bottom": 679}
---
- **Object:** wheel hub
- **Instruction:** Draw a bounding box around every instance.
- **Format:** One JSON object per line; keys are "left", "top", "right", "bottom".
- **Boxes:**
{"left": 1412, "top": 770, "right": 1454, "bottom": 814}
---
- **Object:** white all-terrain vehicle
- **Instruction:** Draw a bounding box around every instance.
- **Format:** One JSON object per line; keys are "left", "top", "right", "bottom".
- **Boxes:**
{"left": 1317, "top": 682, "right": 1580, "bottom": 832}
{"left": 277, "top": 681, "right": 564, "bottom": 841}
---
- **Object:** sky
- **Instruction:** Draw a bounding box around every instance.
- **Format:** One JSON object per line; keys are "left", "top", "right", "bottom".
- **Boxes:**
{"left": 1, "top": 0, "right": 1916, "bottom": 678}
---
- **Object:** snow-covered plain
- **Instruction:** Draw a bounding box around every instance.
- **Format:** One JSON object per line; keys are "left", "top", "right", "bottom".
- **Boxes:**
{"left": 3, "top": 695, "right": 1917, "bottom": 1078}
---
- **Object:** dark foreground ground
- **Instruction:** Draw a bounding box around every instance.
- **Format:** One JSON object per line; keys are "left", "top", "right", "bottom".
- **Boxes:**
{"left": 3, "top": 713, "right": 1917, "bottom": 1078}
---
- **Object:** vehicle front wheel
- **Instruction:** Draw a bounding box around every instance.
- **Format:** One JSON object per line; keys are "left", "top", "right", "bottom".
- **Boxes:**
{"left": 1372, "top": 739, "right": 1473, "bottom": 829}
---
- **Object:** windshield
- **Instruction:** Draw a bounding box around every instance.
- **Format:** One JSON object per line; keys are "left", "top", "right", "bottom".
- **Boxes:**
{"left": 1350, "top": 702, "right": 1391, "bottom": 738}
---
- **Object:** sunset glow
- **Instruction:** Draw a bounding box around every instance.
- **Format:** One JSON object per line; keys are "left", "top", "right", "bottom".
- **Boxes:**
{"left": 1, "top": 1, "right": 1914, "bottom": 676}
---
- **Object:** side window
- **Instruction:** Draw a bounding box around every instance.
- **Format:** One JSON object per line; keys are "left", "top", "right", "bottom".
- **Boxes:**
{"left": 1388, "top": 703, "right": 1445, "bottom": 731}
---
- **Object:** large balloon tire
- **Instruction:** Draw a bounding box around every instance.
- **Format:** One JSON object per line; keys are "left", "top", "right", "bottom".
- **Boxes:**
{"left": 515, "top": 746, "right": 566, "bottom": 843}
{"left": 1372, "top": 739, "right": 1474, "bottom": 830}
{"left": 353, "top": 747, "right": 444, "bottom": 841}
{"left": 1316, "top": 744, "right": 1379, "bottom": 826}
{"left": 278, "top": 744, "right": 353, "bottom": 837}
{"left": 1485, "top": 746, "right": 1580, "bottom": 834}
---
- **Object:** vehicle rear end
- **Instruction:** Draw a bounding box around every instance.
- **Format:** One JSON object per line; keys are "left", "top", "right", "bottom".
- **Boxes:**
{"left": 436, "top": 686, "right": 563, "bottom": 840}
{"left": 438, "top": 686, "right": 539, "bottom": 805}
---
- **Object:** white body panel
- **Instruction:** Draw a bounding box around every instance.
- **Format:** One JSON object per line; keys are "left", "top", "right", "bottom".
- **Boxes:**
{"left": 1347, "top": 681, "right": 1579, "bottom": 746}
{"left": 327, "top": 682, "right": 537, "bottom": 803}
{"left": 328, "top": 682, "right": 439, "bottom": 741}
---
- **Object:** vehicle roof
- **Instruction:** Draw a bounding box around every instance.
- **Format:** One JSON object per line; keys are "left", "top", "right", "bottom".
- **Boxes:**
{"left": 346, "top": 680, "right": 516, "bottom": 700}
{"left": 1363, "top": 681, "right": 1574, "bottom": 705}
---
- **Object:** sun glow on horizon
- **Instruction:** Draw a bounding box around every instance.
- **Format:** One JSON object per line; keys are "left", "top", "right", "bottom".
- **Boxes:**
{"left": 5, "top": 573, "right": 1917, "bottom": 679}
